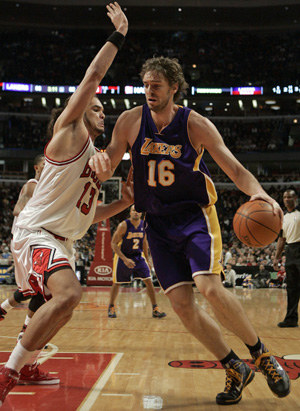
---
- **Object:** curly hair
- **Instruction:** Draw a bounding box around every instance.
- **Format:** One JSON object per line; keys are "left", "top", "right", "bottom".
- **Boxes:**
{"left": 140, "top": 56, "right": 189, "bottom": 103}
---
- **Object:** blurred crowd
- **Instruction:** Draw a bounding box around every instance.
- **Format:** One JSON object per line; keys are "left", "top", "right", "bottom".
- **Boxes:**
{"left": 1, "top": 115, "right": 300, "bottom": 153}
{"left": 1, "top": 28, "right": 300, "bottom": 88}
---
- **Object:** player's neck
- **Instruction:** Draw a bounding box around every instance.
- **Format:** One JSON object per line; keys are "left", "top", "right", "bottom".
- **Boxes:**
{"left": 151, "top": 104, "right": 178, "bottom": 133}
{"left": 130, "top": 218, "right": 141, "bottom": 227}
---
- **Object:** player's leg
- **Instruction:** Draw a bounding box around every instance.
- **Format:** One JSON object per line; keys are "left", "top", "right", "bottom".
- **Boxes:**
{"left": 196, "top": 274, "right": 258, "bottom": 344}
{"left": 146, "top": 208, "right": 254, "bottom": 405}
{"left": 108, "top": 255, "right": 131, "bottom": 318}
{"left": 142, "top": 278, "right": 166, "bottom": 318}
{"left": 278, "top": 263, "right": 299, "bottom": 327}
{"left": 167, "top": 281, "right": 255, "bottom": 405}
{"left": 0, "top": 290, "right": 31, "bottom": 320}
{"left": 19, "top": 267, "right": 82, "bottom": 351}
{"left": 133, "top": 257, "right": 166, "bottom": 318}
{"left": 17, "top": 293, "right": 46, "bottom": 342}
{"left": 108, "top": 283, "right": 120, "bottom": 318}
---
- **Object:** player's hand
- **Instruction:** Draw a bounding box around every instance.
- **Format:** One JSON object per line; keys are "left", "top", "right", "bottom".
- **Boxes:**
{"left": 273, "top": 258, "right": 280, "bottom": 271}
{"left": 249, "top": 193, "right": 283, "bottom": 221}
{"left": 107, "top": 2, "right": 128, "bottom": 36}
{"left": 89, "top": 152, "right": 112, "bottom": 176}
{"left": 124, "top": 257, "right": 135, "bottom": 269}
{"left": 120, "top": 166, "right": 134, "bottom": 205}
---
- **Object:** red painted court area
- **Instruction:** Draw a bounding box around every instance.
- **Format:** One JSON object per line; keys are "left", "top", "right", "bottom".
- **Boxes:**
{"left": 0, "top": 352, "right": 115, "bottom": 411}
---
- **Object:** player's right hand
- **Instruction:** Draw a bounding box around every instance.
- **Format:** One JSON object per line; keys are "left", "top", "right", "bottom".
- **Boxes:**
{"left": 273, "top": 258, "right": 280, "bottom": 271}
{"left": 89, "top": 152, "right": 112, "bottom": 174}
{"left": 124, "top": 258, "right": 135, "bottom": 268}
{"left": 107, "top": 2, "right": 128, "bottom": 36}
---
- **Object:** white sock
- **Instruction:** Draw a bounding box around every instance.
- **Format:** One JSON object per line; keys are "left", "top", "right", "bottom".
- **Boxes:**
{"left": 27, "top": 349, "right": 42, "bottom": 365}
{"left": 1, "top": 299, "right": 14, "bottom": 313}
{"left": 6, "top": 342, "right": 36, "bottom": 373}
{"left": 24, "top": 315, "right": 31, "bottom": 326}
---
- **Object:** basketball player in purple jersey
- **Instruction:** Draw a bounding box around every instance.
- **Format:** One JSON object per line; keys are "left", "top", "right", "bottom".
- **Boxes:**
{"left": 0, "top": 3, "right": 133, "bottom": 407}
{"left": 89, "top": 56, "right": 290, "bottom": 404}
{"left": 108, "top": 204, "right": 166, "bottom": 318}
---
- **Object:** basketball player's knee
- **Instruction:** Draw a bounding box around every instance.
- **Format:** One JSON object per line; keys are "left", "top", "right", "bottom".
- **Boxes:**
{"left": 60, "top": 287, "right": 82, "bottom": 311}
{"left": 200, "top": 285, "right": 222, "bottom": 304}
{"left": 171, "top": 299, "right": 194, "bottom": 319}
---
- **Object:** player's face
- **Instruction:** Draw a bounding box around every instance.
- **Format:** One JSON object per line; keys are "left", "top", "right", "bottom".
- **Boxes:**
{"left": 84, "top": 97, "right": 105, "bottom": 134}
{"left": 143, "top": 71, "right": 177, "bottom": 113}
{"left": 35, "top": 157, "right": 45, "bottom": 179}
{"left": 283, "top": 191, "right": 297, "bottom": 209}
{"left": 130, "top": 206, "right": 141, "bottom": 220}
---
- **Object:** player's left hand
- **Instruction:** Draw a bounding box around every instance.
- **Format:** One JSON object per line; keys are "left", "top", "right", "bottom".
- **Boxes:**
{"left": 107, "top": 2, "right": 128, "bottom": 36}
{"left": 249, "top": 193, "right": 283, "bottom": 221}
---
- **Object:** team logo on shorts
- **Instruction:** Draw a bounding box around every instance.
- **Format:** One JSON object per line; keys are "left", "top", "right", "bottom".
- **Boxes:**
{"left": 168, "top": 355, "right": 300, "bottom": 380}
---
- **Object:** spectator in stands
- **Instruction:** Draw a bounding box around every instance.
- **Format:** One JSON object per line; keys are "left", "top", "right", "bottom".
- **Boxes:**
{"left": 223, "top": 263, "right": 236, "bottom": 288}
{"left": 252, "top": 264, "right": 271, "bottom": 289}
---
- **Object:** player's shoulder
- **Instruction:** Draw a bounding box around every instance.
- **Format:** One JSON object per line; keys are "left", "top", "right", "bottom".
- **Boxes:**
{"left": 118, "top": 219, "right": 128, "bottom": 231}
{"left": 188, "top": 109, "right": 211, "bottom": 125}
{"left": 119, "top": 106, "right": 143, "bottom": 122}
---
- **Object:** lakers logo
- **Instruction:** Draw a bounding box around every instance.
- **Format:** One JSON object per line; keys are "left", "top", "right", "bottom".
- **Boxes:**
{"left": 141, "top": 138, "right": 182, "bottom": 159}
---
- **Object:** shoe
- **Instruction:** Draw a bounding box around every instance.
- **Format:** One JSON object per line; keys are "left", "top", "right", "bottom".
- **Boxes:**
{"left": 0, "top": 307, "right": 7, "bottom": 321}
{"left": 18, "top": 362, "right": 60, "bottom": 385}
{"left": 277, "top": 320, "right": 298, "bottom": 328}
{"left": 0, "top": 367, "right": 20, "bottom": 406}
{"left": 216, "top": 359, "right": 255, "bottom": 405}
{"left": 108, "top": 306, "right": 117, "bottom": 318}
{"left": 152, "top": 307, "right": 167, "bottom": 318}
{"left": 252, "top": 344, "right": 290, "bottom": 398}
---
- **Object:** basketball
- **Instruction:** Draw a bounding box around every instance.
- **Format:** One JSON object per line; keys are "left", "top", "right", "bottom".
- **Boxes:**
{"left": 233, "top": 200, "right": 282, "bottom": 248}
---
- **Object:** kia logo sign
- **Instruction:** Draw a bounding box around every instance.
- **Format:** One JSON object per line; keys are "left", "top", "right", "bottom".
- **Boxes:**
{"left": 94, "top": 265, "right": 112, "bottom": 275}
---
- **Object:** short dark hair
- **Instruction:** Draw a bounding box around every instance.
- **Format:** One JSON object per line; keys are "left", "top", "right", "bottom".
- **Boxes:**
{"left": 34, "top": 154, "right": 44, "bottom": 165}
{"left": 284, "top": 189, "right": 297, "bottom": 197}
{"left": 140, "top": 56, "right": 189, "bottom": 102}
{"left": 47, "top": 97, "right": 70, "bottom": 140}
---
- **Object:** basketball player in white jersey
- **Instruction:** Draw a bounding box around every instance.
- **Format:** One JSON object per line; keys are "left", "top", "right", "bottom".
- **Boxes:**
{"left": 0, "top": 155, "right": 46, "bottom": 341}
{"left": 0, "top": 3, "right": 131, "bottom": 406}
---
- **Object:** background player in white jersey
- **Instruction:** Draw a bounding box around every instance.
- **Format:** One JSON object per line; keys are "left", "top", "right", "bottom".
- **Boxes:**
{"left": 0, "top": 3, "right": 132, "bottom": 406}
{"left": 0, "top": 154, "right": 46, "bottom": 339}
{"left": 108, "top": 204, "right": 166, "bottom": 318}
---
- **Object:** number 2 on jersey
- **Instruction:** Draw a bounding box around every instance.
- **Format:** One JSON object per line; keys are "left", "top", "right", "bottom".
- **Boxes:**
{"left": 147, "top": 159, "right": 175, "bottom": 187}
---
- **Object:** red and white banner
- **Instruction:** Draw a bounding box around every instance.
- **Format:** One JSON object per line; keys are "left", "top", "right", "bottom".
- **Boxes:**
{"left": 86, "top": 218, "right": 113, "bottom": 286}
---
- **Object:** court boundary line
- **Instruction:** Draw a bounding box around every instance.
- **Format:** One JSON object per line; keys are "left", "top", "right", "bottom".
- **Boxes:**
{"left": 77, "top": 352, "right": 123, "bottom": 411}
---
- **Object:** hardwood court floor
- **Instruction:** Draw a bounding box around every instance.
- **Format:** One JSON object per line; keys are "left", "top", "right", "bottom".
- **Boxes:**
{"left": 0, "top": 285, "right": 300, "bottom": 411}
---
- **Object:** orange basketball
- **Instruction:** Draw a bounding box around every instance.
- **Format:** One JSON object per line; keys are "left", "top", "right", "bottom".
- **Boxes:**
{"left": 233, "top": 200, "right": 282, "bottom": 248}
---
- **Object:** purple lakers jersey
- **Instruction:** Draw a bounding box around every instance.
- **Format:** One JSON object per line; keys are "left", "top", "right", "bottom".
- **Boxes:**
{"left": 120, "top": 219, "right": 145, "bottom": 256}
{"left": 131, "top": 104, "right": 218, "bottom": 215}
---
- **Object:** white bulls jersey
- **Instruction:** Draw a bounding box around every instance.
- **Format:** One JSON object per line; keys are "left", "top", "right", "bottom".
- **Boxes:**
{"left": 11, "top": 178, "right": 38, "bottom": 235}
{"left": 16, "top": 136, "right": 101, "bottom": 241}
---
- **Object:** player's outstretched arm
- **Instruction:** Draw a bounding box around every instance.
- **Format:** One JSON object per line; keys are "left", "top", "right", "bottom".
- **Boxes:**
{"left": 48, "top": 3, "right": 128, "bottom": 158}
{"left": 13, "top": 181, "right": 37, "bottom": 217}
{"left": 92, "top": 167, "right": 133, "bottom": 224}
{"left": 188, "top": 111, "right": 282, "bottom": 218}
